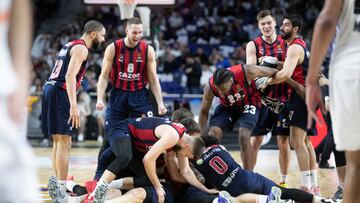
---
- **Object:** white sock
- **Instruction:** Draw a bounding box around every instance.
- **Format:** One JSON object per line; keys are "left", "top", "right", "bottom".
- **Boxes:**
{"left": 300, "top": 170, "right": 311, "bottom": 188}
{"left": 256, "top": 195, "right": 268, "bottom": 203}
{"left": 280, "top": 174, "right": 288, "bottom": 183}
{"left": 310, "top": 170, "right": 318, "bottom": 187}
{"left": 58, "top": 180, "right": 67, "bottom": 193}
{"left": 108, "top": 179, "right": 124, "bottom": 189}
{"left": 66, "top": 180, "right": 76, "bottom": 192}
{"left": 313, "top": 196, "right": 322, "bottom": 203}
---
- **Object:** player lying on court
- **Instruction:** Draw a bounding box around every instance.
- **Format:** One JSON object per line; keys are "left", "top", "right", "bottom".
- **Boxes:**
{"left": 174, "top": 135, "right": 339, "bottom": 203}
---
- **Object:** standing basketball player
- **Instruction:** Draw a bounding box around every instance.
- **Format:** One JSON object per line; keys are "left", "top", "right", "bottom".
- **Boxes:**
{"left": 93, "top": 16, "right": 167, "bottom": 202}
{"left": 307, "top": 0, "right": 360, "bottom": 202}
{"left": 265, "top": 14, "right": 320, "bottom": 194}
{"left": 198, "top": 64, "right": 278, "bottom": 165}
{"left": 42, "top": 20, "right": 106, "bottom": 202}
{"left": 245, "top": 10, "right": 292, "bottom": 186}
{"left": 0, "top": 0, "right": 38, "bottom": 202}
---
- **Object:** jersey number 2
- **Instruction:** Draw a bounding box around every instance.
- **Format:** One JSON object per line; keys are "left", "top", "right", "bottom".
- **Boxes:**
{"left": 209, "top": 156, "right": 228, "bottom": 174}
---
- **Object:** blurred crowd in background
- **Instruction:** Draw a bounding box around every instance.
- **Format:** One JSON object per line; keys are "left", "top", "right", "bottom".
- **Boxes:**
{"left": 29, "top": 0, "right": 324, "bottom": 143}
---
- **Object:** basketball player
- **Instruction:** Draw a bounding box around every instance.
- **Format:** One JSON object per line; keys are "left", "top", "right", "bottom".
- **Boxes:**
{"left": 198, "top": 64, "right": 278, "bottom": 169}
{"left": 306, "top": 0, "right": 360, "bottom": 202}
{"left": 42, "top": 20, "right": 106, "bottom": 202}
{"left": 174, "top": 136, "right": 336, "bottom": 203}
{"left": 245, "top": 10, "right": 291, "bottom": 186}
{"left": 91, "top": 117, "right": 216, "bottom": 203}
{"left": 0, "top": 0, "right": 38, "bottom": 202}
{"left": 263, "top": 14, "right": 320, "bottom": 194}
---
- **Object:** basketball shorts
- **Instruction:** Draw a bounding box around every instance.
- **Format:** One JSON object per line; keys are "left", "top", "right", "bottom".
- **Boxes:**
{"left": 209, "top": 104, "right": 260, "bottom": 132}
{"left": 252, "top": 105, "right": 290, "bottom": 136}
{"left": 330, "top": 78, "right": 360, "bottom": 151}
{"left": 289, "top": 92, "right": 317, "bottom": 135}
{"left": 107, "top": 88, "right": 154, "bottom": 121}
{"left": 41, "top": 84, "right": 74, "bottom": 136}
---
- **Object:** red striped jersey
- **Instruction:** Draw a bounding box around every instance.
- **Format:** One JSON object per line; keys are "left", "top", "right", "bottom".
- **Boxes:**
{"left": 253, "top": 35, "right": 290, "bottom": 103}
{"left": 48, "top": 39, "right": 88, "bottom": 90}
{"left": 110, "top": 39, "right": 149, "bottom": 91}
{"left": 287, "top": 37, "right": 310, "bottom": 86}
{"left": 127, "top": 117, "right": 186, "bottom": 155}
{"left": 209, "top": 65, "right": 261, "bottom": 109}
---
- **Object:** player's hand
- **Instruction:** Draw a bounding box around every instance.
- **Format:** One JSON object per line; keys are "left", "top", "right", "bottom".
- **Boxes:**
{"left": 96, "top": 100, "right": 105, "bottom": 111}
{"left": 158, "top": 105, "right": 167, "bottom": 116}
{"left": 255, "top": 77, "right": 270, "bottom": 90}
{"left": 156, "top": 186, "right": 165, "bottom": 203}
{"left": 206, "top": 188, "right": 220, "bottom": 194}
{"left": 305, "top": 79, "right": 325, "bottom": 129}
{"left": 68, "top": 105, "right": 81, "bottom": 129}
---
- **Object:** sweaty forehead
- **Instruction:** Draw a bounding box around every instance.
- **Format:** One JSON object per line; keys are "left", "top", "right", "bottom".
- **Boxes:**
{"left": 259, "top": 16, "right": 274, "bottom": 24}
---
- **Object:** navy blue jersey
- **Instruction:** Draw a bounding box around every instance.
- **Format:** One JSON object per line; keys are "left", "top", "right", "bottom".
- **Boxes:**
{"left": 193, "top": 145, "right": 276, "bottom": 196}
{"left": 48, "top": 39, "right": 88, "bottom": 90}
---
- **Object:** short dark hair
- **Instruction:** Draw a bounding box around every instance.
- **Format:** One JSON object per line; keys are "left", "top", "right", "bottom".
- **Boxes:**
{"left": 83, "top": 20, "right": 105, "bottom": 34}
{"left": 213, "top": 69, "right": 234, "bottom": 86}
{"left": 200, "top": 135, "right": 219, "bottom": 147}
{"left": 171, "top": 107, "right": 194, "bottom": 122}
{"left": 127, "top": 17, "right": 142, "bottom": 26}
{"left": 256, "top": 10, "right": 274, "bottom": 22}
{"left": 179, "top": 118, "right": 201, "bottom": 134}
{"left": 192, "top": 136, "right": 206, "bottom": 159}
{"left": 284, "top": 13, "right": 303, "bottom": 33}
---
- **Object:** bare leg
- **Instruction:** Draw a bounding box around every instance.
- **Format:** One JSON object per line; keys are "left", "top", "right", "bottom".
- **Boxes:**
{"left": 208, "top": 126, "right": 224, "bottom": 141}
{"left": 343, "top": 150, "right": 360, "bottom": 203}
{"left": 238, "top": 127, "right": 253, "bottom": 170}
{"left": 51, "top": 135, "right": 58, "bottom": 176}
{"left": 249, "top": 135, "right": 264, "bottom": 171}
{"left": 277, "top": 135, "right": 290, "bottom": 181}
{"left": 336, "top": 166, "right": 346, "bottom": 184}
{"left": 306, "top": 138, "right": 317, "bottom": 170}
{"left": 54, "top": 134, "right": 72, "bottom": 180}
{"left": 106, "top": 188, "right": 146, "bottom": 203}
{"left": 289, "top": 126, "right": 310, "bottom": 171}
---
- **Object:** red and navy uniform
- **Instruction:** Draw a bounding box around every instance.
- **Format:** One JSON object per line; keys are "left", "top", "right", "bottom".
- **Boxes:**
{"left": 106, "top": 39, "right": 153, "bottom": 127}
{"left": 47, "top": 39, "right": 88, "bottom": 90}
{"left": 288, "top": 37, "right": 309, "bottom": 86}
{"left": 193, "top": 145, "right": 276, "bottom": 196}
{"left": 128, "top": 117, "right": 186, "bottom": 155}
{"left": 41, "top": 39, "right": 88, "bottom": 137}
{"left": 253, "top": 35, "right": 290, "bottom": 103}
{"left": 110, "top": 39, "right": 149, "bottom": 91}
{"left": 209, "top": 65, "right": 261, "bottom": 108}
{"left": 287, "top": 37, "right": 316, "bottom": 133}
{"left": 252, "top": 35, "right": 290, "bottom": 136}
{"left": 208, "top": 65, "right": 261, "bottom": 132}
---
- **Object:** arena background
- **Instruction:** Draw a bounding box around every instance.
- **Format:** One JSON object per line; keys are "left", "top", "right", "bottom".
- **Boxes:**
{"left": 29, "top": 0, "right": 338, "bottom": 201}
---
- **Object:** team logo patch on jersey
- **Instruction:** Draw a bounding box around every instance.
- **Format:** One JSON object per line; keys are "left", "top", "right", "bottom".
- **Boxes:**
{"left": 277, "top": 45, "right": 283, "bottom": 54}
{"left": 196, "top": 158, "right": 204, "bottom": 165}
{"left": 119, "top": 54, "right": 124, "bottom": 63}
{"left": 136, "top": 53, "right": 143, "bottom": 62}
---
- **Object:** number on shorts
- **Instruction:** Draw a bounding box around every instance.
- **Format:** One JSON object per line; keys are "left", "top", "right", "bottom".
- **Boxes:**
{"left": 209, "top": 156, "right": 228, "bottom": 174}
{"left": 49, "top": 59, "right": 64, "bottom": 79}
{"left": 243, "top": 105, "right": 256, "bottom": 115}
{"left": 146, "top": 111, "right": 153, "bottom": 117}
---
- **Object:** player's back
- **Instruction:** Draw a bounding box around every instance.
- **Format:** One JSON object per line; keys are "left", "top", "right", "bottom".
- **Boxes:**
{"left": 127, "top": 117, "right": 186, "bottom": 154}
{"left": 193, "top": 145, "right": 243, "bottom": 195}
{"left": 47, "top": 39, "right": 88, "bottom": 90}
{"left": 331, "top": 0, "right": 360, "bottom": 79}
